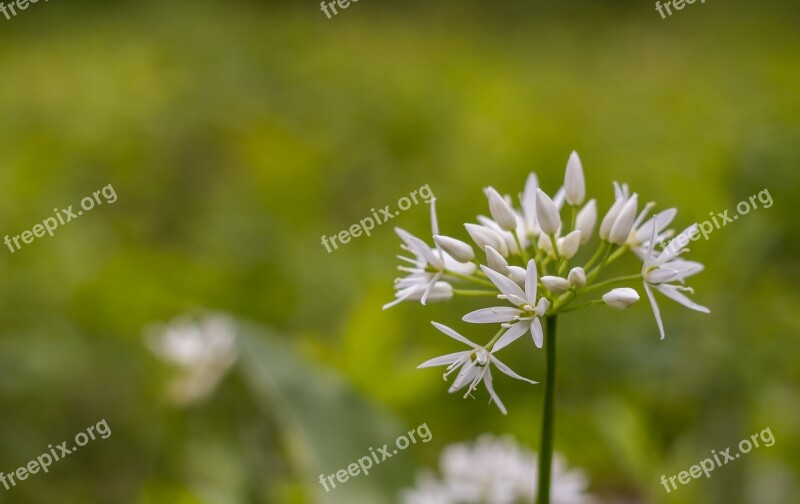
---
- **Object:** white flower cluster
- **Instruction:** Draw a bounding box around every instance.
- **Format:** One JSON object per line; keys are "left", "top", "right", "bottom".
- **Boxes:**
{"left": 384, "top": 151, "right": 709, "bottom": 413}
{"left": 401, "top": 434, "right": 593, "bottom": 504}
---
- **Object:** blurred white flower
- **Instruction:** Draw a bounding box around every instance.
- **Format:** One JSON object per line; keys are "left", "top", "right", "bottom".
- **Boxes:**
{"left": 401, "top": 435, "right": 593, "bottom": 504}
{"left": 575, "top": 199, "right": 597, "bottom": 244}
{"left": 145, "top": 314, "right": 238, "bottom": 405}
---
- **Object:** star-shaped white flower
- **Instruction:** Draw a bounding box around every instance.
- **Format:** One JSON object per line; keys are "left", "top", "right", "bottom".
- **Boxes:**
{"left": 462, "top": 259, "right": 549, "bottom": 349}
{"left": 642, "top": 222, "right": 710, "bottom": 339}
{"left": 384, "top": 199, "right": 475, "bottom": 309}
{"left": 418, "top": 322, "right": 537, "bottom": 415}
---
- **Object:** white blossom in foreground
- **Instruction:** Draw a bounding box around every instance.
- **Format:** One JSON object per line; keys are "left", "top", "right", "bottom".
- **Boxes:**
{"left": 385, "top": 150, "right": 709, "bottom": 413}
{"left": 418, "top": 322, "right": 537, "bottom": 415}
{"left": 145, "top": 314, "right": 238, "bottom": 405}
{"left": 401, "top": 435, "right": 594, "bottom": 504}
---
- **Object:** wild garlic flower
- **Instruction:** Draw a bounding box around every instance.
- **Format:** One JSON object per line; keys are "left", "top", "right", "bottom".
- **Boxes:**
{"left": 642, "top": 223, "right": 710, "bottom": 338}
{"left": 145, "top": 314, "right": 238, "bottom": 406}
{"left": 401, "top": 435, "right": 594, "bottom": 504}
{"left": 463, "top": 260, "right": 549, "bottom": 349}
{"left": 385, "top": 150, "right": 710, "bottom": 413}
{"left": 385, "top": 199, "right": 476, "bottom": 309}
{"left": 418, "top": 322, "right": 537, "bottom": 415}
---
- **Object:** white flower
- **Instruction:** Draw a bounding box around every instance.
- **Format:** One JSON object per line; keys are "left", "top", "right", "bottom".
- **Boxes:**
{"left": 575, "top": 199, "right": 597, "bottom": 244}
{"left": 642, "top": 223, "right": 710, "bottom": 338}
{"left": 564, "top": 151, "right": 586, "bottom": 206}
{"left": 535, "top": 188, "right": 561, "bottom": 236}
{"left": 385, "top": 200, "right": 476, "bottom": 309}
{"left": 434, "top": 235, "right": 475, "bottom": 263}
{"left": 485, "top": 186, "right": 519, "bottom": 231}
{"left": 418, "top": 322, "right": 537, "bottom": 415}
{"left": 602, "top": 288, "right": 640, "bottom": 310}
{"left": 462, "top": 260, "right": 549, "bottom": 349}
{"left": 401, "top": 435, "right": 594, "bottom": 504}
{"left": 608, "top": 193, "right": 638, "bottom": 245}
{"left": 145, "top": 314, "right": 238, "bottom": 405}
{"left": 628, "top": 207, "right": 677, "bottom": 257}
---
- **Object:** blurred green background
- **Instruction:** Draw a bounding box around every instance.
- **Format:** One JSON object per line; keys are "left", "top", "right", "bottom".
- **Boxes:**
{"left": 0, "top": 0, "right": 798, "bottom": 502}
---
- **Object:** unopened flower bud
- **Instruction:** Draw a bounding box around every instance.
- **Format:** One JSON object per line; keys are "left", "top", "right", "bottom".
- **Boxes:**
{"left": 484, "top": 186, "right": 518, "bottom": 231}
{"left": 535, "top": 188, "right": 561, "bottom": 236}
{"left": 541, "top": 275, "right": 571, "bottom": 295}
{"left": 609, "top": 194, "right": 638, "bottom": 245}
{"left": 564, "top": 151, "right": 585, "bottom": 206}
{"left": 434, "top": 235, "right": 475, "bottom": 263}
{"left": 485, "top": 246, "right": 509, "bottom": 275}
{"left": 602, "top": 288, "right": 640, "bottom": 310}
{"left": 568, "top": 267, "right": 586, "bottom": 289}
{"left": 575, "top": 199, "right": 597, "bottom": 244}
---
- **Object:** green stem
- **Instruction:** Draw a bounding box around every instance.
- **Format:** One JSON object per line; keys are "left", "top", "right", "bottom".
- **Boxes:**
{"left": 537, "top": 315, "right": 558, "bottom": 504}
{"left": 559, "top": 299, "right": 604, "bottom": 313}
{"left": 582, "top": 274, "right": 643, "bottom": 294}
{"left": 452, "top": 289, "right": 499, "bottom": 297}
{"left": 444, "top": 269, "right": 494, "bottom": 288}
{"left": 583, "top": 241, "right": 608, "bottom": 270}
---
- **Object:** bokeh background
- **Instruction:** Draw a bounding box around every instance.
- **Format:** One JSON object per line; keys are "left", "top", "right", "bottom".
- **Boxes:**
{"left": 0, "top": 0, "right": 798, "bottom": 503}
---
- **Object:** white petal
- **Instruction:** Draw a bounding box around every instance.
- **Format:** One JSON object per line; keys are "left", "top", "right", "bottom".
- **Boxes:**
{"left": 420, "top": 272, "right": 442, "bottom": 305}
{"left": 490, "top": 354, "right": 538, "bottom": 385}
{"left": 462, "top": 307, "right": 520, "bottom": 324}
{"left": 599, "top": 195, "right": 625, "bottom": 240}
{"left": 535, "top": 297, "right": 550, "bottom": 316}
{"left": 507, "top": 266, "right": 527, "bottom": 285}
{"left": 655, "top": 284, "right": 711, "bottom": 313}
{"left": 431, "top": 322, "right": 481, "bottom": 349}
{"left": 609, "top": 194, "right": 638, "bottom": 245}
{"left": 429, "top": 198, "right": 440, "bottom": 237}
{"left": 531, "top": 317, "right": 544, "bottom": 348}
{"left": 644, "top": 283, "right": 666, "bottom": 339}
{"left": 481, "top": 265, "right": 527, "bottom": 305}
{"left": 575, "top": 199, "right": 597, "bottom": 244}
{"left": 449, "top": 362, "right": 481, "bottom": 392}
{"left": 492, "top": 321, "right": 529, "bottom": 351}
{"left": 418, "top": 351, "right": 469, "bottom": 368}
{"left": 482, "top": 368, "right": 507, "bottom": 415}
{"left": 602, "top": 287, "right": 640, "bottom": 310}
{"left": 408, "top": 236, "right": 443, "bottom": 270}
{"left": 656, "top": 224, "right": 699, "bottom": 265}
{"left": 524, "top": 259, "right": 538, "bottom": 301}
